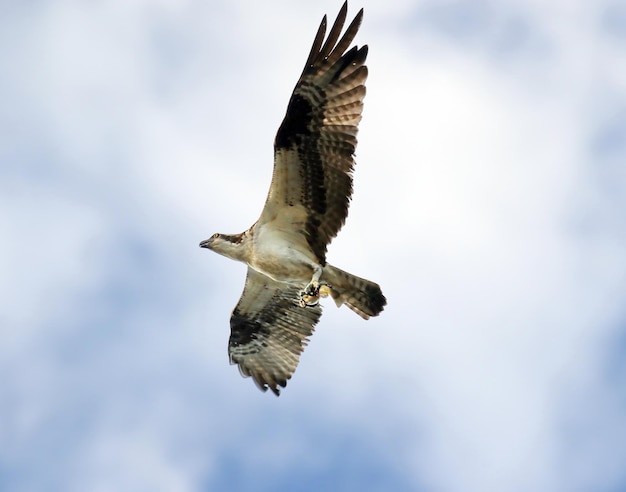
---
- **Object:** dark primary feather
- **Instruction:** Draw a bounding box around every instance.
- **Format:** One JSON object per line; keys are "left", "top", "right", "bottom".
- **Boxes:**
{"left": 268, "top": 1, "right": 368, "bottom": 263}
{"left": 229, "top": 268, "right": 322, "bottom": 395}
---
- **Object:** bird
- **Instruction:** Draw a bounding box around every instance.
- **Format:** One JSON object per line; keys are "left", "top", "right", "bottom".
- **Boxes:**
{"left": 200, "top": 2, "right": 386, "bottom": 395}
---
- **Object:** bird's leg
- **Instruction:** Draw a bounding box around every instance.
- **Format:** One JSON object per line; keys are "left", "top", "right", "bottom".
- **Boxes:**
{"left": 298, "top": 266, "right": 330, "bottom": 307}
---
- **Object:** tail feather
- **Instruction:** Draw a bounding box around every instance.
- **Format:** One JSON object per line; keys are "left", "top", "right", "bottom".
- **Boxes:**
{"left": 323, "top": 265, "right": 386, "bottom": 319}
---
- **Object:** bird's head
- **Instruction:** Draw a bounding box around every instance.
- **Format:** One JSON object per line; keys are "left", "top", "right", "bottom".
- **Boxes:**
{"left": 199, "top": 233, "right": 222, "bottom": 251}
{"left": 200, "top": 232, "right": 247, "bottom": 261}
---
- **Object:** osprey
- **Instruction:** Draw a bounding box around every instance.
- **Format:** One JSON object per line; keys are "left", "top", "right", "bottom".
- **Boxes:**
{"left": 200, "top": 2, "right": 386, "bottom": 395}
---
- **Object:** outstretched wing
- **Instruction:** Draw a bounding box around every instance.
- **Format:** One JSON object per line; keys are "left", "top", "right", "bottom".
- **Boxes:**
{"left": 229, "top": 267, "right": 323, "bottom": 395}
{"left": 260, "top": 2, "right": 368, "bottom": 264}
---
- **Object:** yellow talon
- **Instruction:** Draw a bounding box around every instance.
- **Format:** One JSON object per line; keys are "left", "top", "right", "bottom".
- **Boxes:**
{"left": 319, "top": 285, "right": 332, "bottom": 298}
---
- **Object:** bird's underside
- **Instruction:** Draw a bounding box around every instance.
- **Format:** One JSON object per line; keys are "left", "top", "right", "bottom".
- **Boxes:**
{"left": 200, "top": 2, "right": 386, "bottom": 396}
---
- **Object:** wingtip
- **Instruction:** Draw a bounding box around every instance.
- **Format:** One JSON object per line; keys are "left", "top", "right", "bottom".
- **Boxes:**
{"left": 256, "top": 378, "right": 284, "bottom": 397}
{"left": 339, "top": 1, "right": 348, "bottom": 18}
{"left": 230, "top": 354, "right": 286, "bottom": 396}
{"left": 269, "top": 384, "right": 281, "bottom": 397}
{"left": 340, "top": 1, "right": 363, "bottom": 18}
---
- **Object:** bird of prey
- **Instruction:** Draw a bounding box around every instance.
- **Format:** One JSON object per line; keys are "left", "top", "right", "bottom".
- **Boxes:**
{"left": 200, "top": 2, "right": 386, "bottom": 395}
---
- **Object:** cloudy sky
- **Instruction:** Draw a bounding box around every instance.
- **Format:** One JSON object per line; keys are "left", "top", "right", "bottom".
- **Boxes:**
{"left": 2, "top": 0, "right": 626, "bottom": 490}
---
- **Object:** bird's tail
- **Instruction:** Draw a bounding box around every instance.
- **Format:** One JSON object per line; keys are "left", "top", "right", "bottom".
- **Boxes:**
{"left": 322, "top": 264, "right": 386, "bottom": 319}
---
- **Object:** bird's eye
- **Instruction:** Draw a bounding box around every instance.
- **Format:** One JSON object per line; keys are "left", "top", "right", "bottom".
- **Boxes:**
{"left": 212, "top": 233, "right": 219, "bottom": 239}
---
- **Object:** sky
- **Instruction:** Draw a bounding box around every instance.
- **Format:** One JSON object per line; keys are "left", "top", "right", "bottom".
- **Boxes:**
{"left": 1, "top": 0, "right": 626, "bottom": 491}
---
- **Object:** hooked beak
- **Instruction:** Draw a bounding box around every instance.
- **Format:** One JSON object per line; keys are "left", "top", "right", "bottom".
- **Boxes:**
{"left": 199, "top": 238, "right": 212, "bottom": 249}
